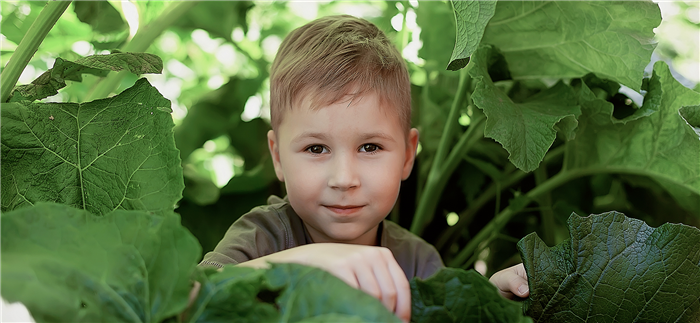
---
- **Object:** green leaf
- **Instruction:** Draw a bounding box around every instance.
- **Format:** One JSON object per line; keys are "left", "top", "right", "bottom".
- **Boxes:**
{"left": 266, "top": 263, "right": 402, "bottom": 323}
{"left": 470, "top": 45, "right": 581, "bottom": 172}
{"left": 185, "top": 266, "right": 279, "bottom": 323}
{"left": 73, "top": 1, "right": 127, "bottom": 34}
{"left": 1, "top": 78, "right": 183, "bottom": 215}
{"left": 680, "top": 105, "right": 700, "bottom": 132}
{"left": 566, "top": 61, "right": 700, "bottom": 214}
{"left": 0, "top": 202, "right": 202, "bottom": 323}
{"left": 416, "top": 1, "right": 455, "bottom": 72}
{"left": 482, "top": 1, "right": 661, "bottom": 90}
{"left": 10, "top": 53, "right": 163, "bottom": 102}
{"left": 518, "top": 211, "right": 700, "bottom": 322}
{"left": 447, "top": 0, "right": 497, "bottom": 70}
{"left": 410, "top": 268, "right": 532, "bottom": 323}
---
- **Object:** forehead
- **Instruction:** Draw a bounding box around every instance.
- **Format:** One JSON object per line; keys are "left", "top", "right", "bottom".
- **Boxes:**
{"left": 278, "top": 91, "right": 405, "bottom": 140}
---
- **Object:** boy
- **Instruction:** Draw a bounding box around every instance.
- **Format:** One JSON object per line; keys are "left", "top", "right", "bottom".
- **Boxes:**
{"left": 200, "top": 15, "right": 527, "bottom": 322}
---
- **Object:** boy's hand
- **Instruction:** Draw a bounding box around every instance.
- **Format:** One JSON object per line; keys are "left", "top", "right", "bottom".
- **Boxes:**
{"left": 489, "top": 263, "right": 529, "bottom": 299}
{"left": 239, "top": 243, "right": 411, "bottom": 323}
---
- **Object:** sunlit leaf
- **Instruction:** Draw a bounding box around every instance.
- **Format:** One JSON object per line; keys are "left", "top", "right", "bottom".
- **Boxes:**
{"left": 1, "top": 78, "right": 183, "bottom": 215}
{"left": 447, "top": 0, "right": 496, "bottom": 70}
{"left": 482, "top": 1, "right": 661, "bottom": 90}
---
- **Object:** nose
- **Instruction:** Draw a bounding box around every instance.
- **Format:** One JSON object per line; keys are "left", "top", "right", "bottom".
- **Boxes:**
{"left": 327, "top": 153, "right": 360, "bottom": 190}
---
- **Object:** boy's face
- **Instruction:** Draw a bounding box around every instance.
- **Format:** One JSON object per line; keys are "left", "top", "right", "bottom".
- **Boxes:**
{"left": 268, "top": 91, "right": 418, "bottom": 246}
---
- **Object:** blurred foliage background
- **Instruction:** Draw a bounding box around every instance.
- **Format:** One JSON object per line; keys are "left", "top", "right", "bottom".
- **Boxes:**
{"left": 2, "top": 0, "right": 698, "bottom": 276}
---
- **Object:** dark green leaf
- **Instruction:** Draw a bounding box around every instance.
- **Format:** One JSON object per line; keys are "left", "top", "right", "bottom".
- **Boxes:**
{"left": 470, "top": 45, "right": 581, "bottom": 172}
{"left": 482, "top": 1, "right": 661, "bottom": 90}
{"left": 185, "top": 266, "right": 279, "bottom": 323}
{"left": 447, "top": 0, "right": 497, "bottom": 70}
{"left": 416, "top": 1, "right": 455, "bottom": 71}
{"left": 566, "top": 61, "right": 700, "bottom": 215}
{"left": 73, "top": 1, "right": 127, "bottom": 34}
{"left": 10, "top": 53, "right": 163, "bottom": 102}
{"left": 410, "top": 268, "right": 532, "bottom": 323}
{"left": 680, "top": 105, "right": 700, "bottom": 130}
{"left": 1, "top": 78, "right": 183, "bottom": 215}
{"left": 518, "top": 211, "right": 700, "bottom": 322}
{"left": 0, "top": 202, "right": 201, "bottom": 323}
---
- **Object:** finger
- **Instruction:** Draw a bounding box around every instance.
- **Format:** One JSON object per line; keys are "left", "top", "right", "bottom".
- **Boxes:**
{"left": 381, "top": 248, "right": 411, "bottom": 323}
{"left": 353, "top": 261, "right": 384, "bottom": 303}
{"left": 511, "top": 263, "right": 529, "bottom": 297}
{"left": 335, "top": 267, "right": 360, "bottom": 290}
{"left": 370, "top": 254, "right": 398, "bottom": 314}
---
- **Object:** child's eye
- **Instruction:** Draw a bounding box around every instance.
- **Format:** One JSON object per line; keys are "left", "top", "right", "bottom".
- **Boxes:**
{"left": 306, "top": 145, "right": 328, "bottom": 154}
{"left": 359, "top": 144, "right": 380, "bottom": 153}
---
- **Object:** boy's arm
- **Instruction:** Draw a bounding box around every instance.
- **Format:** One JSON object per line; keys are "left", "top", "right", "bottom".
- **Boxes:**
{"left": 489, "top": 263, "right": 530, "bottom": 299}
{"left": 237, "top": 243, "right": 411, "bottom": 323}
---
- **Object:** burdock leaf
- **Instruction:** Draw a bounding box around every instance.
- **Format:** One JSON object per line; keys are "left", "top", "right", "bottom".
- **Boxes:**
{"left": 469, "top": 45, "right": 581, "bottom": 172}
{"left": 482, "top": 1, "right": 661, "bottom": 90}
{"left": 0, "top": 203, "right": 201, "bottom": 323}
{"left": 447, "top": 0, "right": 497, "bottom": 70}
{"left": 1, "top": 78, "right": 183, "bottom": 215}
{"left": 410, "top": 268, "right": 533, "bottom": 323}
{"left": 518, "top": 211, "right": 700, "bottom": 322}
{"left": 9, "top": 53, "right": 162, "bottom": 102}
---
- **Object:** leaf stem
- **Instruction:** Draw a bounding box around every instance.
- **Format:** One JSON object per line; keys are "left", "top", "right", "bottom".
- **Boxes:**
{"left": 534, "top": 165, "right": 556, "bottom": 246}
{"left": 1, "top": 1, "right": 71, "bottom": 103}
{"left": 84, "top": 1, "right": 198, "bottom": 101}
{"left": 410, "top": 68, "right": 471, "bottom": 234}
{"left": 435, "top": 145, "right": 565, "bottom": 251}
{"left": 448, "top": 166, "right": 602, "bottom": 268}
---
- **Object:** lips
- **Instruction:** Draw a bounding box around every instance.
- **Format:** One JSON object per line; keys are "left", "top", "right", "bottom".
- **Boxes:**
{"left": 324, "top": 204, "right": 364, "bottom": 215}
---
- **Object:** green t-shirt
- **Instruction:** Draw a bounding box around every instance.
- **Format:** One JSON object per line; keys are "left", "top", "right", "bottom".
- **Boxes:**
{"left": 201, "top": 195, "right": 444, "bottom": 280}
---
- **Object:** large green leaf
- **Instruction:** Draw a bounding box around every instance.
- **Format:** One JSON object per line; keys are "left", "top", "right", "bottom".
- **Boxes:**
{"left": 447, "top": 0, "right": 497, "bottom": 70}
{"left": 1, "top": 78, "right": 183, "bottom": 215}
{"left": 0, "top": 203, "right": 202, "bottom": 323}
{"left": 10, "top": 53, "right": 163, "bottom": 102}
{"left": 410, "top": 268, "right": 532, "bottom": 323}
{"left": 187, "top": 263, "right": 401, "bottom": 323}
{"left": 266, "top": 263, "right": 402, "bottom": 323}
{"left": 566, "top": 61, "right": 700, "bottom": 214}
{"left": 482, "top": 1, "right": 661, "bottom": 90}
{"left": 470, "top": 45, "right": 581, "bottom": 172}
{"left": 518, "top": 211, "right": 700, "bottom": 322}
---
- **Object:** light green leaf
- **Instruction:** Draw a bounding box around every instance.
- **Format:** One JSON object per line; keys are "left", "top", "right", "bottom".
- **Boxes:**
{"left": 10, "top": 53, "right": 163, "bottom": 102}
{"left": 0, "top": 202, "right": 202, "bottom": 323}
{"left": 518, "top": 211, "right": 700, "bottom": 322}
{"left": 410, "top": 268, "right": 532, "bottom": 323}
{"left": 482, "top": 1, "right": 661, "bottom": 90}
{"left": 566, "top": 61, "right": 700, "bottom": 213}
{"left": 447, "top": 0, "right": 497, "bottom": 70}
{"left": 470, "top": 45, "right": 581, "bottom": 172}
{"left": 1, "top": 78, "right": 183, "bottom": 215}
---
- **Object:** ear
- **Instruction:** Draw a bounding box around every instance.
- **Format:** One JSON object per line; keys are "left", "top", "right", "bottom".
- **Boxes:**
{"left": 267, "top": 130, "right": 285, "bottom": 182}
{"left": 402, "top": 128, "right": 419, "bottom": 180}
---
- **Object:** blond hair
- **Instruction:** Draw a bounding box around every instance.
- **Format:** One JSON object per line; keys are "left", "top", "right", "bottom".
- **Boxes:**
{"left": 269, "top": 15, "right": 411, "bottom": 132}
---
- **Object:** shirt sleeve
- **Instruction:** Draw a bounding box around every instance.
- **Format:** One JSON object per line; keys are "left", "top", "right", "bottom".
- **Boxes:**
{"left": 199, "top": 204, "right": 290, "bottom": 268}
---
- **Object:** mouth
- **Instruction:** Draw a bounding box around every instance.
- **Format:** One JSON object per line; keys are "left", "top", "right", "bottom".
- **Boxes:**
{"left": 323, "top": 204, "right": 365, "bottom": 215}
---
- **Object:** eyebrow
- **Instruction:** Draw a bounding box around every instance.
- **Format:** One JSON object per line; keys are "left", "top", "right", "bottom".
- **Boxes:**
{"left": 291, "top": 131, "right": 396, "bottom": 143}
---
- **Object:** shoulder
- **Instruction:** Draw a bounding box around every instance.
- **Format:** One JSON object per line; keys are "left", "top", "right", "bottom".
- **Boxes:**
{"left": 201, "top": 195, "right": 298, "bottom": 267}
{"left": 382, "top": 220, "right": 444, "bottom": 280}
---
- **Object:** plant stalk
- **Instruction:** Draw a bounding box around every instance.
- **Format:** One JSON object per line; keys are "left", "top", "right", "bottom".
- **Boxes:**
{"left": 84, "top": 1, "right": 198, "bottom": 101}
{"left": 534, "top": 165, "right": 556, "bottom": 246}
{"left": 1, "top": 0, "right": 71, "bottom": 103}
{"left": 410, "top": 68, "right": 471, "bottom": 234}
{"left": 449, "top": 166, "right": 601, "bottom": 268}
{"left": 435, "top": 145, "right": 565, "bottom": 251}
